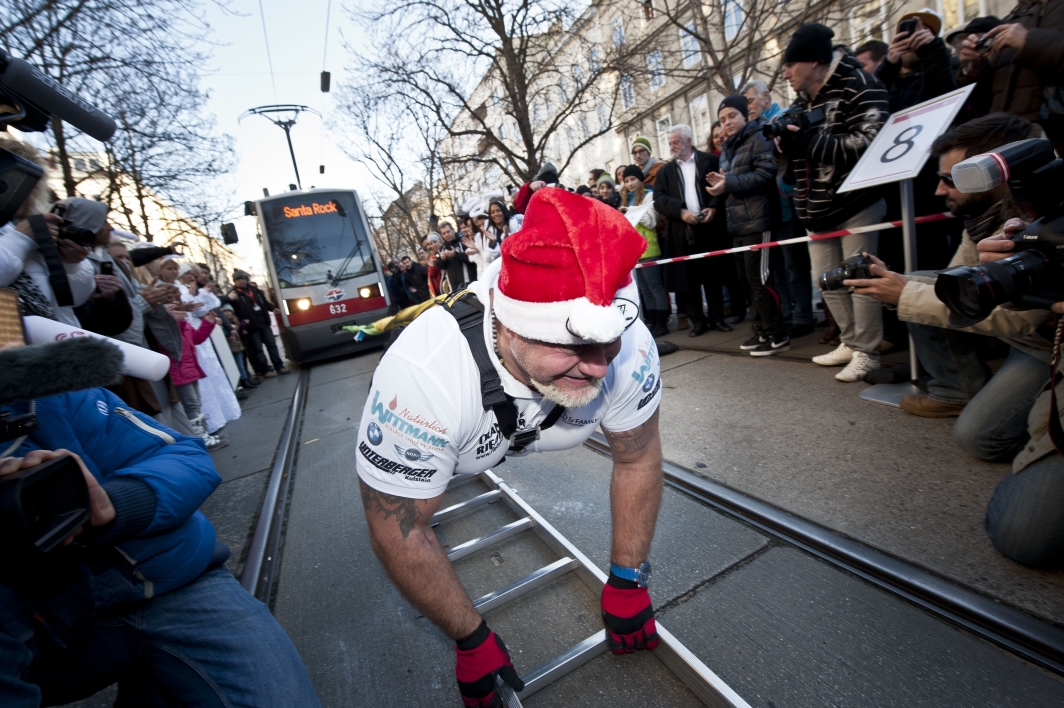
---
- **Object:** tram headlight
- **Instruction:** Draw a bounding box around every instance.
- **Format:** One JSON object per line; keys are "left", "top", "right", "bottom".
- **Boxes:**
{"left": 285, "top": 298, "right": 312, "bottom": 314}
{"left": 358, "top": 284, "right": 381, "bottom": 299}
{"left": 296, "top": 298, "right": 312, "bottom": 310}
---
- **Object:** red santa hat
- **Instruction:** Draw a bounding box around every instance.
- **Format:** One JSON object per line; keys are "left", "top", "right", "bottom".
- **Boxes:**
{"left": 492, "top": 188, "right": 647, "bottom": 344}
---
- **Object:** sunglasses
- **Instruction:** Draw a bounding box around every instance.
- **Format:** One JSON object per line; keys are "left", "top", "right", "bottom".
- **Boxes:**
{"left": 937, "top": 172, "right": 956, "bottom": 187}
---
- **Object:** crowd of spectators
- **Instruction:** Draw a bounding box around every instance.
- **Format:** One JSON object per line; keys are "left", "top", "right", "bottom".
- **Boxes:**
{"left": 0, "top": 134, "right": 293, "bottom": 453}
{"left": 382, "top": 3, "right": 1064, "bottom": 568}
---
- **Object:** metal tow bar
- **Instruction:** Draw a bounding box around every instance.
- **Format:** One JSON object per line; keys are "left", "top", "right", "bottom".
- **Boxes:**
{"left": 434, "top": 469, "right": 751, "bottom": 708}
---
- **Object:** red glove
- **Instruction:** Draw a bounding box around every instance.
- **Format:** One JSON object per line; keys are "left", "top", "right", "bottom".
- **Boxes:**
{"left": 601, "top": 574, "right": 659, "bottom": 654}
{"left": 455, "top": 620, "right": 524, "bottom": 707}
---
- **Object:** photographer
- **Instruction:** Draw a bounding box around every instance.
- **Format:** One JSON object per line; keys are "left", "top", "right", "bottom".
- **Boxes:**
{"left": 705, "top": 95, "right": 787, "bottom": 355}
{"left": 431, "top": 220, "right": 477, "bottom": 293}
{"left": 845, "top": 115, "right": 1051, "bottom": 466}
{"left": 0, "top": 344, "right": 321, "bottom": 704}
{"left": 975, "top": 230, "right": 1064, "bottom": 566}
{"left": 654, "top": 124, "right": 732, "bottom": 336}
{"left": 0, "top": 137, "right": 95, "bottom": 327}
{"left": 778, "top": 23, "right": 889, "bottom": 382}
{"left": 876, "top": 9, "right": 957, "bottom": 112}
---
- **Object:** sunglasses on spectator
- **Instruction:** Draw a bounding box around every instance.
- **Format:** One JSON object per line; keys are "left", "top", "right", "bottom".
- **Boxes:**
{"left": 937, "top": 172, "right": 956, "bottom": 187}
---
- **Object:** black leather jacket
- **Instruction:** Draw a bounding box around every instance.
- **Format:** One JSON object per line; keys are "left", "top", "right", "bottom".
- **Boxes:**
{"left": 719, "top": 118, "right": 779, "bottom": 237}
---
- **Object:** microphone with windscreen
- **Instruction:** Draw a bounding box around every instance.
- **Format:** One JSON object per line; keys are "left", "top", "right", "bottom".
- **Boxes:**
{"left": 951, "top": 138, "right": 1057, "bottom": 193}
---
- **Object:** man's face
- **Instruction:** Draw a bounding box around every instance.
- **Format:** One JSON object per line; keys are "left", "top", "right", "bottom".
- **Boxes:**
{"left": 783, "top": 61, "right": 821, "bottom": 94}
{"left": 667, "top": 132, "right": 692, "bottom": 159}
{"left": 93, "top": 220, "right": 114, "bottom": 247}
{"left": 401, "top": 257, "right": 412, "bottom": 271}
{"left": 440, "top": 223, "right": 457, "bottom": 242}
{"left": 936, "top": 148, "right": 992, "bottom": 217}
{"left": 742, "top": 89, "right": 771, "bottom": 122}
{"left": 856, "top": 51, "right": 881, "bottom": 74}
{"left": 235, "top": 276, "right": 248, "bottom": 288}
{"left": 718, "top": 107, "right": 747, "bottom": 138}
{"left": 631, "top": 145, "right": 650, "bottom": 168}
{"left": 506, "top": 331, "right": 623, "bottom": 408}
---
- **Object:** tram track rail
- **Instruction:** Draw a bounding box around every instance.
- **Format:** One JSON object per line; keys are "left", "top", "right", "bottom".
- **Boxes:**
{"left": 583, "top": 433, "right": 1064, "bottom": 677}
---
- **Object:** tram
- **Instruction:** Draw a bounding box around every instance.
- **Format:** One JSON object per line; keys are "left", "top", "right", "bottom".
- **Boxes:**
{"left": 252, "top": 188, "right": 392, "bottom": 363}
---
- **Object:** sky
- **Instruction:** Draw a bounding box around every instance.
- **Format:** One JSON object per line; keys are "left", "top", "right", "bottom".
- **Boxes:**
{"left": 197, "top": 0, "right": 375, "bottom": 276}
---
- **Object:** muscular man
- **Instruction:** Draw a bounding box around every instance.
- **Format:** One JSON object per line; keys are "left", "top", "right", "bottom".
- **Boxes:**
{"left": 357, "top": 190, "right": 664, "bottom": 707}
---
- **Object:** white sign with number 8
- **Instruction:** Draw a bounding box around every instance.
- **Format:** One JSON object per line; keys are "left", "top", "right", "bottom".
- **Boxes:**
{"left": 838, "top": 84, "right": 974, "bottom": 193}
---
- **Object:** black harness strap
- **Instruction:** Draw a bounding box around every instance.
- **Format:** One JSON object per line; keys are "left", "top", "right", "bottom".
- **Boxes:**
{"left": 27, "top": 214, "right": 74, "bottom": 307}
{"left": 443, "top": 290, "right": 563, "bottom": 453}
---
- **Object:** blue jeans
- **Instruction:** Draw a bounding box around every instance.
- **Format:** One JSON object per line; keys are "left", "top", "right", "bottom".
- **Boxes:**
{"left": 907, "top": 323, "right": 991, "bottom": 406}
{"left": 780, "top": 229, "right": 813, "bottom": 326}
{"left": 2, "top": 567, "right": 321, "bottom": 707}
{"left": 635, "top": 263, "right": 668, "bottom": 311}
{"left": 234, "top": 350, "right": 250, "bottom": 381}
{"left": 986, "top": 453, "right": 1064, "bottom": 567}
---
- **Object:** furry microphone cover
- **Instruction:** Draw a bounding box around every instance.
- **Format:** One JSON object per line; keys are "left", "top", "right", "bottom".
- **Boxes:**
{"left": 0, "top": 338, "right": 124, "bottom": 405}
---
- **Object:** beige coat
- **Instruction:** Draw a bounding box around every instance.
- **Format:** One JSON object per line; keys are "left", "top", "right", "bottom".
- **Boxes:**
{"left": 895, "top": 228, "right": 1053, "bottom": 365}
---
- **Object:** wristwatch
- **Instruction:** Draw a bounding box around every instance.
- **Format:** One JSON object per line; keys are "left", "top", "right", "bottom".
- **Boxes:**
{"left": 610, "top": 561, "right": 652, "bottom": 588}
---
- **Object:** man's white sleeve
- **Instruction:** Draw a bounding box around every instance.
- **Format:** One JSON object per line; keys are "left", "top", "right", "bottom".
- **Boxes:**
{"left": 356, "top": 352, "right": 460, "bottom": 500}
{"left": 601, "top": 327, "right": 662, "bottom": 433}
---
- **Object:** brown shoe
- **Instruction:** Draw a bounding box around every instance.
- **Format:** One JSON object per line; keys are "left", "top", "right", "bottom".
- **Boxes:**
{"left": 677, "top": 314, "right": 689, "bottom": 331}
{"left": 900, "top": 395, "right": 965, "bottom": 418}
{"left": 264, "top": 371, "right": 278, "bottom": 378}
{"left": 276, "top": 367, "right": 290, "bottom": 375}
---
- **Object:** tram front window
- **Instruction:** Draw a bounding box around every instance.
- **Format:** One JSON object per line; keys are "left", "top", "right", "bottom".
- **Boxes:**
{"left": 262, "top": 194, "right": 374, "bottom": 288}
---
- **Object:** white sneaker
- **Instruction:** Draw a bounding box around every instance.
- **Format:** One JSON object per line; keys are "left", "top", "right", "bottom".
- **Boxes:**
{"left": 835, "top": 351, "right": 879, "bottom": 382}
{"left": 812, "top": 343, "right": 854, "bottom": 367}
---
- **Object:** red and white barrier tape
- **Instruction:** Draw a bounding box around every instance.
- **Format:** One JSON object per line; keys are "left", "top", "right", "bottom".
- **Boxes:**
{"left": 634, "top": 212, "right": 955, "bottom": 268}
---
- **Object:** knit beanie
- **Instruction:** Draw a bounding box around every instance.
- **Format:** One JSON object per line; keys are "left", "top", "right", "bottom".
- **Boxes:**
{"left": 718, "top": 95, "right": 749, "bottom": 120}
{"left": 631, "top": 136, "right": 653, "bottom": 153}
{"left": 596, "top": 175, "right": 615, "bottom": 188}
{"left": 622, "top": 164, "right": 645, "bottom": 182}
{"left": 783, "top": 23, "right": 835, "bottom": 64}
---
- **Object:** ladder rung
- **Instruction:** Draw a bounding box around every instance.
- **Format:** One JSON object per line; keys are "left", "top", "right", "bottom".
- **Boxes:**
{"left": 473, "top": 557, "right": 578, "bottom": 614}
{"left": 517, "top": 630, "right": 610, "bottom": 699}
{"left": 447, "top": 472, "right": 480, "bottom": 490}
{"left": 431, "top": 489, "right": 502, "bottom": 526}
{"left": 446, "top": 517, "right": 533, "bottom": 561}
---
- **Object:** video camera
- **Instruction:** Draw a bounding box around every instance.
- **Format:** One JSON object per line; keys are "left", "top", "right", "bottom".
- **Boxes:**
{"left": 0, "top": 48, "right": 116, "bottom": 225}
{"left": 762, "top": 104, "right": 827, "bottom": 140}
{"left": 934, "top": 139, "right": 1064, "bottom": 327}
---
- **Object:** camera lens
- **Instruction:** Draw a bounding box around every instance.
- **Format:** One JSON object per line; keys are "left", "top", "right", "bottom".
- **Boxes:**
{"left": 819, "top": 266, "right": 848, "bottom": 291}
{"left": 934, "top": 250, "right": 1050, "bottom": 327}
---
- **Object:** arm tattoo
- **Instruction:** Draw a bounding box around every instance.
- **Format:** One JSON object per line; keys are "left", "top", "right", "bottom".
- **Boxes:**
{"left": 360, "top": 480, "right": 421, "bottom": 541}
{"left": 605, "top": 418, "right": 655, "bottom": 455}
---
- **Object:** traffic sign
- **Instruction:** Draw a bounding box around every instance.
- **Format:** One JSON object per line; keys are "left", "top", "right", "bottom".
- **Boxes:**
{"left": 838, "top": 84, "right": 974, "bottom": 193}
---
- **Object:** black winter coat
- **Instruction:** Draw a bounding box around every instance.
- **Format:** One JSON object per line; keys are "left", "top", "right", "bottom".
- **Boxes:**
{"left": 229, "top": 285, "right": 276, "bottom": 329}
{"left": 719, "top": 119, "right": 779, "bottom": 237}
{"left": 652, "top": 150, "right": 723, "bottom": 256}
{"left": 875, "top": 37, "right": 957, "bottom": 112}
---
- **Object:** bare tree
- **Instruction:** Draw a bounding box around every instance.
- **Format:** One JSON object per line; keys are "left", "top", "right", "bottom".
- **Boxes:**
{"left": 648, "top": 0, "right": 904, "bottom": 96}
{"left": 345, "top": 0, "right": 641, "bottom": 187}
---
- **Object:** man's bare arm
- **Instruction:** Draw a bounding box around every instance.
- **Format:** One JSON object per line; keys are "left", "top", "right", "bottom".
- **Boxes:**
{"left": 602, "top": 410, "right": 663, "bottom": 568}
{"left": 359, "top": 480, "right": 482, "bottom": 639}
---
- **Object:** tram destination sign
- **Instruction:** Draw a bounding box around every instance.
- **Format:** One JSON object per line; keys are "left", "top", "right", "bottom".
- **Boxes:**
{"left": 283, "top": 201, "right": 340, "bottom": 218}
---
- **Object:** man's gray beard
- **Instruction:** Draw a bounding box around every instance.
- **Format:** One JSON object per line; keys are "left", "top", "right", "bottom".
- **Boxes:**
{"left": 529, "top": 375, "right": 604, "bottom": 409}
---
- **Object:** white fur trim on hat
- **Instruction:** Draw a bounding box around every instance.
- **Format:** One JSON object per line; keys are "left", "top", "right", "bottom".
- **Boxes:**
{"left": 493, "top": 289, "right": 626, "bottom": 345}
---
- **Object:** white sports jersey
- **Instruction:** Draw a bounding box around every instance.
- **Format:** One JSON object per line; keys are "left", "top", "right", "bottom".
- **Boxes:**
{"left": 355, "top": 276, "right": 662, "bottom": 500}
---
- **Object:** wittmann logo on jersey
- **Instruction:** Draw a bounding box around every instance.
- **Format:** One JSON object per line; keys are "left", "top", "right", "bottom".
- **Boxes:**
{"left": 359, "top": 441, "right": 436, "bottom": 482}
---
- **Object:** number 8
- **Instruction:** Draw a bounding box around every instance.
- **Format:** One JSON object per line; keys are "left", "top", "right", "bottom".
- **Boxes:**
{"left": 880, "top": 125, "right": 923, "bottom": 163}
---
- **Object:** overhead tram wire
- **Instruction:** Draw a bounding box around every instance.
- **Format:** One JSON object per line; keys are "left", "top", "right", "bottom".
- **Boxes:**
{"left": 257, "top": 0, "right": 279, "bottom": 103}
{"left": 318, "top": 0, "right": 333, "bottom": 176}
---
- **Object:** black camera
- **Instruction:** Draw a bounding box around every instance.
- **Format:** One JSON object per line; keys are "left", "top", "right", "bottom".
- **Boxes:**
{"left": 935, "top": 139, "right": 1064, "bottom": 326}
{"left": 975, "top": 36, "right": 994, "bottom": 53}
{"left": 762, "top": 105, "right": 827, "bottom": 140}
{"left": 0, "top": 453, "right": 90, "bottom": 557}
{"left": 819, "top": 254, "right": 875, "bottom": 291}
{"left": 50, "top": 203, "right": 97, "bottom": 248}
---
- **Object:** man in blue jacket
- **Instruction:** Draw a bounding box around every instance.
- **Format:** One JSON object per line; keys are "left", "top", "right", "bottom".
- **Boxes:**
{"left": 0, "top": 382, "right": 320, "bottom": 706}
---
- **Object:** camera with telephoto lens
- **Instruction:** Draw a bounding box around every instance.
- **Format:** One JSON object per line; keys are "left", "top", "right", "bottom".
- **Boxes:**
{"left": 762, "top": 105, "right": 828, "bottom": 139}
{"left": 819, "top": 254, "right": 876, "bottom": 291}
{"left": 51, "top": 202, "right": 97, "bottom": 248}
{"left": 935, "top": 139, "right": 1064, "bottom": 327}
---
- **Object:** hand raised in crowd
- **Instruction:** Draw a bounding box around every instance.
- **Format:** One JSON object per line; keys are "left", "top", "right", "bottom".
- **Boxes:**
{"left": 140, "top": 285, "right": 171, "bottom": 307}
{"left": 888, "top": 27, "right": 934, "bottom": 63}
{"left": 227, "top": 290, "right": 239, "bottom": 301}
{"left": 181, "top": 300, "right": 204, "bottom": 312}
{"left": 93, "top": 274, "right": 123, "bottom": 300}
{"left": 461, "top": 236, "right": 479, "bottom": 254}
{"left": 204, "top": 311, "right": 219, "bottom": 325}
{"left": 15, "top": 212, "right": 61, "bottom": 240}
{"left": 977, "top": 218, "right": 1027, "bottom": 263}
{"left": 843, "top": 253, "right": 907, "bottom": 305}
{"left": 56, "top": 237, "right": 89, "bottom": 264}
{"left": 705, "top": 171, "right": 727, "bottom": 197}
{"left": 170, "top": 241, "right": 187, "bottom": 255}
{"left": 529, "top": 180, "right": 546, "bottom": 192}
{"left": 167, "top": 304, "right": 188, "bottom": 321}
{"left": 984, "top": 23, "right": 1028, "bottom": 53}
{"left": 204, "top": 281, "right": 216, "bottom": 293}
{"left": 0, "top": 450, "right": 115, "bottom": 542}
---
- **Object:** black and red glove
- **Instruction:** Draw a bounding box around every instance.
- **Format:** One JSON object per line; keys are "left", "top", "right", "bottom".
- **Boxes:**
{"left": 455, "top": 620, "right": 524, "bottom": 707}
{"left": 601, "top": 573, "right": 659, "bottom": 654}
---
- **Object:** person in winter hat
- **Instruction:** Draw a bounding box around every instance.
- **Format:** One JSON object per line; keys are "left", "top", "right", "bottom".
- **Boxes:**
{"left": 356, "top": 188, "right": 666, "bottom": 708}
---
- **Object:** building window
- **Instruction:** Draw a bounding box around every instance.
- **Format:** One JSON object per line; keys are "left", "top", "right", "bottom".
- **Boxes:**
{"left": 620, "top": 75, "right": 635, "bottom": 109}
{"left": 492, "top": 90, "right": 499, "bottom": 106}
{"left": 566, "top": 127, "right": 575, "bottom": 152}
{"left": 681, "top": 22, "right": 700, "bottom": 68}
{"left": 656, "top": 116, "right": 672, "bottom": 158}
{"left": 597, "top": 104, "right": 609, "bottom": 130}
{"left": 499, "top": 123, "right": 506, "bottom": 141}
{"left": 690, "top": 95, "right": 710, "bottom": 147}
{"left": 532, "top": 101, "right": 542, "bottom": 126}
{"left": 580, "top": 115, "right": 590, "bottom": 140}
{"left": 851, "top": 0, "right": 887, "bottom": 42}
{"left": 611, "top": 16, "right": 625, "bottom": 47}
{"left": 590, "top": 47, "right": 601, "bottom": 73}
{"left": 642, "top": 1, "right": 654, "bottom": 20}
{"left": 560, "top": 78, "right": 569, "bottom": 102}
{"left": 572, "top": 64, "right": 584, "bottom": 90}
{"left": 724, "top": 0, "right": 743, "bottom": 42}
{"left": 648, "top": 51, "right": 665, "bottom": 90}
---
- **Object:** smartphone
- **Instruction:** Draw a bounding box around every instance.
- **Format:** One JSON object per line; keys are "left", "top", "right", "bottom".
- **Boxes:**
{"left": 100, "top": 262, "right": 114, "bottom": 276}
{"left": 0, "top": 287, "right": 26, "bottom": 350}
{"left": 898, "top": 18, "right": 917, "bottom": 37}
